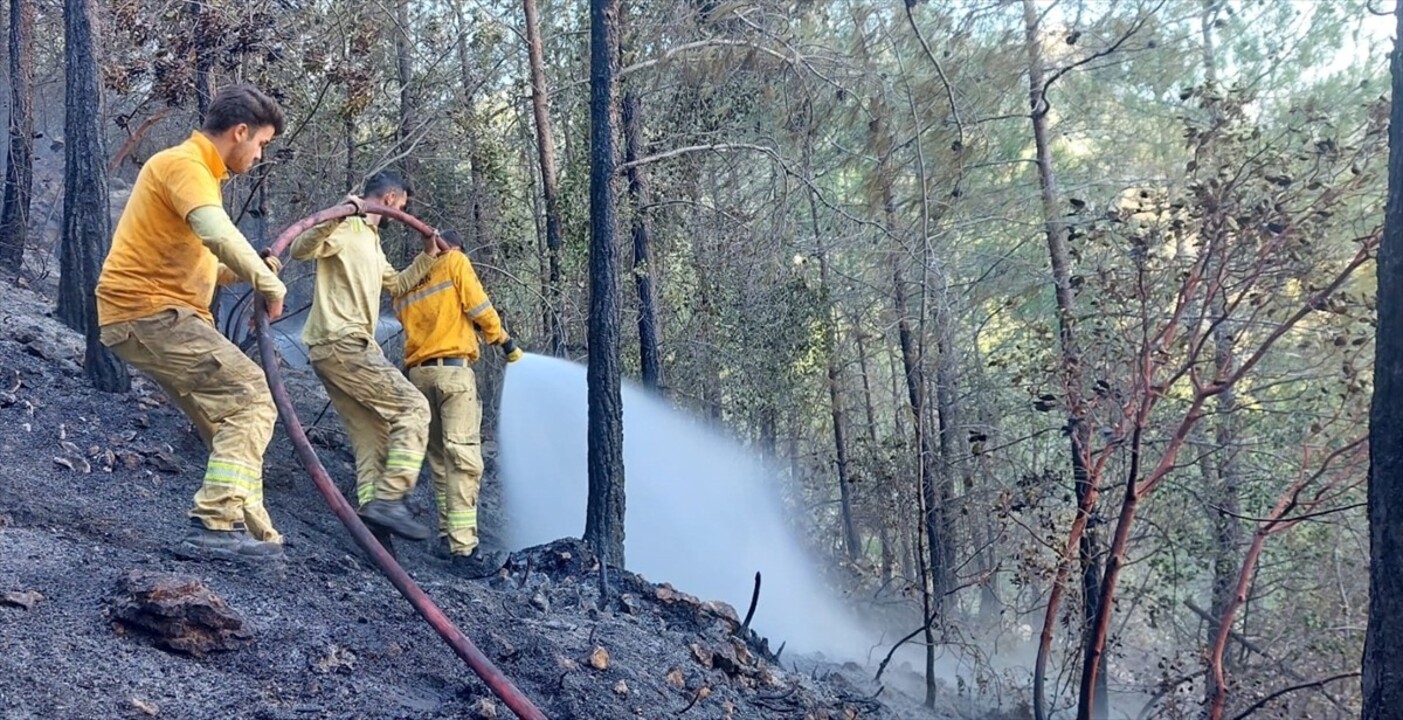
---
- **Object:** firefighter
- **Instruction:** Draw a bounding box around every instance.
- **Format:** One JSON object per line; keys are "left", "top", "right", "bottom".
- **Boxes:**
{"left": 290, "top": 171, "right": 441, "bottom": 542}
{"left": 392, "top": 229, "right": 522, "bottom": 578}
{"left": 96, "top": 85, "right": 289, "bottom": 561}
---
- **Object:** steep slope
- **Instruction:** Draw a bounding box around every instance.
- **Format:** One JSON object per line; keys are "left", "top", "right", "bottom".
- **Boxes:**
{"left": 0, "top": 281, "right": 989, "bottom": 720}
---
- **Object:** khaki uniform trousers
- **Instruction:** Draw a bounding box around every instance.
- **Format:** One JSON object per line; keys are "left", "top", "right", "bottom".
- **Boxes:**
{"left": 408, "top": 364, "right": 484, "bottom": 556}
{"left": 309, "top": 336, "right": 429, "bottom": 506}
{"left": 99, "top": 308, "right": 282, "bottom": 542}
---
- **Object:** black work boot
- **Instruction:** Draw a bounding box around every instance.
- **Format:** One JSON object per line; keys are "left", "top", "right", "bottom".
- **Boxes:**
{"left": 365, "top": 522, "right": 398, "bottom": 561}
{"left": 447, "top": 546, "right": 508, "bottom": 579}
{"left": 178, "top": 520, "right": 283, "bottom": 561}
{"left": 359, "top": 498, "right": 431, "bottom": 541}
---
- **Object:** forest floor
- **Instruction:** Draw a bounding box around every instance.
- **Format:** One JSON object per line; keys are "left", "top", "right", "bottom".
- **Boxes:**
{"left": 0, "top": 279, "right": 1021, "bottom": 720}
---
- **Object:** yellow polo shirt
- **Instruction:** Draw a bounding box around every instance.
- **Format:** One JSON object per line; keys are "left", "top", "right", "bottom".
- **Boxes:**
{"left": 97, "top": 131, "right": 284, "bottom": 325}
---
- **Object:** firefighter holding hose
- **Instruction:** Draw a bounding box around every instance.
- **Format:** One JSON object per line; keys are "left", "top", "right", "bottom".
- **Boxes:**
{"left": 291, "top": 171, "right": 442, "bottom": 542}
{"left": 391, "top": 229, "right": 522, "bottom": 578}
{"left": 96, "top": 85, "right": 289, "bottom": 561}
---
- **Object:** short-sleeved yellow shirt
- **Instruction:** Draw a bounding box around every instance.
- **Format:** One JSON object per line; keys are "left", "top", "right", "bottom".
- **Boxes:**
{"left": 97, "top": 131, "right": 228, "bottom": 325}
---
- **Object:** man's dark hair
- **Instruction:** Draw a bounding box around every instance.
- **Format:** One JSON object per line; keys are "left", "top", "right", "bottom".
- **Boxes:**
{"left": 202, "top": 85, "right": 285, "bottom": 136}
{"left": 439, "top": 229, "right": 464, "bottom": 248}
{"left": 362, "top": 171, "right": 411, "bottom": 200}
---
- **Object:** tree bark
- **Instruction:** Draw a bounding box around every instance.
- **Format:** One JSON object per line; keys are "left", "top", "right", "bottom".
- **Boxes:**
{"left": 621, "top": 87, "right": 662, "bottom": 392}
{"left": 1021, "top": 1, "right": 1105, "bottom": 716}
{"left": 523, "top": 0, "right": 566, "bottom": 357}
{"left": 583, "top": 0, "right": 625, "bottom": 569}
{"left": 62, "top": 0, "right": 128, "bottom": 392}
{"left": 1197, "top": 6, "right": 1245, "bottom": 700}
{"left": 393, "top": 0, "right": 417, "bottom": 197}
{"left": 888, "top": 206, "right": 942, "bottom": 708}
{"left": 1363, "top": 2, "right": 1403, "bottom": 717}
{"left": 189, "top": 0, "right": 213, "bottom": 119}
{"left": 810, "top": 197, "right": 859, "bottom": 564}
{"left": 0, "top": 0, "right": 33, "bottom": 273}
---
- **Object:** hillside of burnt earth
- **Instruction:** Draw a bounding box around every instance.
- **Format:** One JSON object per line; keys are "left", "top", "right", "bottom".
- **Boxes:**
{"left": 0, "top": 281, "right": 1017, "bottom": 720}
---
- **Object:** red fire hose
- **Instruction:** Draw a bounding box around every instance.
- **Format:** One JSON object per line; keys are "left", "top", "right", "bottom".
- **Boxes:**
{"left": 253, "top": 202, "right": 548, "bottom": 720}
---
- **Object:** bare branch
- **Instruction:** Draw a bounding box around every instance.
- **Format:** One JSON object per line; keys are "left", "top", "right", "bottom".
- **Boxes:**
{"left": 1227, "top": 673, "right": 1360, "bottom": 720}
{"left": 619, "top": 39, "right": 789, "bottom": 76}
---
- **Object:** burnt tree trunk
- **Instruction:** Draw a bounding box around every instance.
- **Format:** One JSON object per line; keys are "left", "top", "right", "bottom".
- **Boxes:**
{"left": 1363, "top": 1, "right": 1403, "bottom": 716}
{"left": 621, "top": 88, "right": 662, "bottom": 393}
{"left": 1022, "top": 0, "right": 1105, "bottom": 716}
{"left": 62, "top": 0, "right": 128, "bottom": 393}
{"left": 523, "top": 0, "right": 566, "bottom": 357}
{"left": 393, "top": 0, "right": 417, "bottom": 198}
{"left": 583, "top": 0, "right": 625, "bottom": 569}
{"left": 1197, "top": 5, "right": 1245, "bottom": 700}
{"left": 189, "top": 0, "right": 213, "bottom": 119}
{"left": 808, "top": 182, "right": 859, "bottom": 564}
{"left": 0, "top": 0, "right": 33, "bottom": 273}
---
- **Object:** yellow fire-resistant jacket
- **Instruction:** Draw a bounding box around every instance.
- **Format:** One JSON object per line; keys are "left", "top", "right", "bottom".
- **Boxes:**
{"left": 291, "top": 215, "right": 435, "bottom": 347}
{"left": 393, "top": 249, "right": 509, "bottom": 367}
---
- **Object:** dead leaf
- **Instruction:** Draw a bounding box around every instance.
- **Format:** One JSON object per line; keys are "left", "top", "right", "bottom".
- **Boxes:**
{"left": 54, "top": 455, "right": 91, "bottom": 474}
{"left": 58, "top": 423, "right": 67, "bottom": 440}
{"left": 59, "top": 440, "right": 82, "bottom": 456}
{"left": 690, "top": 643, "right": 714, "bottom": 668}
{"left": 587, "top": 646, "right": 610, "bottom": 671}
{"left": 314, "top": 645, "right": 357, "bottom": 674}
{"left": 130, "top": 697, "right": 159, "bottom": 716}
{"left": 87, "top": 445, "right": 101, "bottom": 457}
{"left": 2, "top": 590, "right": 43, "bottom": 609}
{"left": 665, "top": 668, "right": 685, "bottom": 688}
{"left": 472, "top": 698, "right": 499, "bottom": 720}
{"left": 103, "top": 449, "right": 116, "bottom": 470}
{"left": 613, "top": 680, "right": 628, "bottom": 696}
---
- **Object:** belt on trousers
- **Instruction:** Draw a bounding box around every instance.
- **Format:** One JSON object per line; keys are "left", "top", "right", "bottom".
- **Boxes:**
{"left": 410, "top": 357, "right": 468, "bottom": 369}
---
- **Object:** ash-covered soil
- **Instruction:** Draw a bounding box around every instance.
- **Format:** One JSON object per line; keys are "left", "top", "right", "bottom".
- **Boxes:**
{"left": 0, "top": 281, "right": 1002, "bottom": 720}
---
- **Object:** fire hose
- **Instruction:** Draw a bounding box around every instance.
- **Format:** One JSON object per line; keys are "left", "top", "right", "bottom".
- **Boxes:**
{"left": 253, "top": 201, "right": 548, "bottom": 720}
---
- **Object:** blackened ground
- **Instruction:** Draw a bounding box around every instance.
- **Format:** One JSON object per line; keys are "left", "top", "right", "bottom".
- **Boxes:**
{"left": 0, "top": 282, "right": 1003, "bottom": 720}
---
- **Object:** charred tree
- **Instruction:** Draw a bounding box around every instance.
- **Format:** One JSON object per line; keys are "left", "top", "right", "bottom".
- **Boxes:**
{"left": 621, "top": 88, "right": 662, "bottom": 392}
{"left": 1363, "top": 1, "right": 1403, "bottom": 716}
{"left": 523, "top": 0, "right": 566, "bottom": 356}
{"left": 0, "top": 0, "right": 34, "bottom": 273}
{"left": 61, "top": 0, "right": 128, "bottom": 392}
{"left": 583, "top": 0, "right": 625, "bottom": 570}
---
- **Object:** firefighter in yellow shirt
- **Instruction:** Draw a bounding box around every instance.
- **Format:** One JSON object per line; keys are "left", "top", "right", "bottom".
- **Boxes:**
{"left": 392, "top": 229, "right": 522, "bottom": 578}
{"left": 291, "top": 171, "right": 441, "bottom": 542}
{"left": 96, "top": 85, "right": 289, "bottom": 562}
